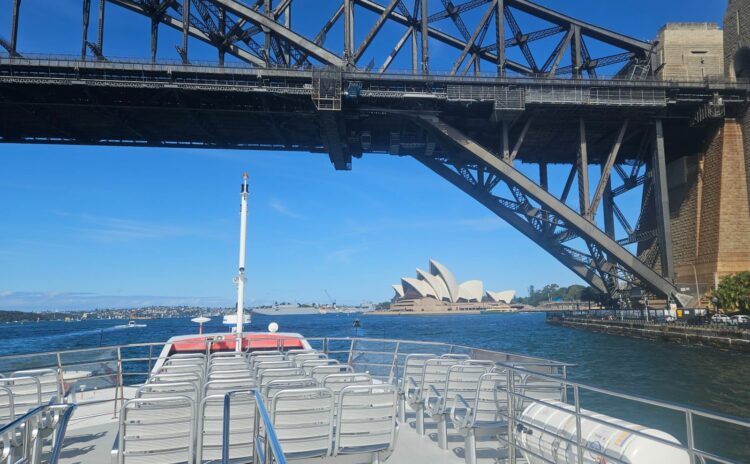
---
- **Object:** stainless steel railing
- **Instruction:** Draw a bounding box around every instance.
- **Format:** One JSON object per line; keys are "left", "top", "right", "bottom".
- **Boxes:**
{"left": 493, "top": 362, "right": 750, "bottom": 464}
{"left": 0, "top": 402, "right": 77, "bottom": 464}
{"left": 222, "top": 390, "right": 287, "bottom": 464}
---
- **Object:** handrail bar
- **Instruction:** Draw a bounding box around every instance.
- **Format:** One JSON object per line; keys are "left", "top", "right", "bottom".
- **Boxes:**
{"left": 0, "top": 403, "right": 77, "bottom": 464}
{"left": 493, "top": 360, "right": 750, "bottom": 427}
{"left": 222, "top": 389, "right": 286, "bottom": 464}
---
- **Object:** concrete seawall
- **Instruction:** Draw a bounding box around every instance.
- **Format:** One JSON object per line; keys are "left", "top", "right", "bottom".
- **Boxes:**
{"left": 548, "top": 317, "right": 750, "bottom": 352}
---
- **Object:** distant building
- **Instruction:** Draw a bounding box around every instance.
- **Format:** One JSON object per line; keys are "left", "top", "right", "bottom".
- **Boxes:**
{"left": 388, "top": 260, "right": 515, "bottom": 313}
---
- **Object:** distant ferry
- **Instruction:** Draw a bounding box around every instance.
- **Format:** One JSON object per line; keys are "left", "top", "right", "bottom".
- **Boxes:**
{"left": 252, "top": 303, "right": 325, "bottom": 316}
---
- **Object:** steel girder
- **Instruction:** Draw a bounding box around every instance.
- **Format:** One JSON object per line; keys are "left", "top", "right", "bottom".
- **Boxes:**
{"left": 413, "top": 115, "right": 693, "bottom": 307}
{"left": 62, "top": 0, "right": 653, "bottom": 77}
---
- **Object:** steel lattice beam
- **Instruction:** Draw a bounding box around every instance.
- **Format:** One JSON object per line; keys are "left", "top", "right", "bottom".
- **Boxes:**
{"left": 414, "top": 115, "right": 693, "bottom": 306}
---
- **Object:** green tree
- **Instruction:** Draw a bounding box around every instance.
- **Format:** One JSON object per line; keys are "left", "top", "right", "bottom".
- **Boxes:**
{"left": 712, "top": 271, "right": 750, "bottom": 314}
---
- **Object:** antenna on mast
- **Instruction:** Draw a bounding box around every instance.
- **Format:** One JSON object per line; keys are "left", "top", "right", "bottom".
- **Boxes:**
{"left": 233, "top": 172, "right": 250, "bottom": 352}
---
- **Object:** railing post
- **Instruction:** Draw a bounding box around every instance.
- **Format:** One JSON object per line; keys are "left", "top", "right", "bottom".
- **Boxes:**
{"left": 323, "top": 337, "right": 329, "bottom": 355}
{"left": 253, "top": 400, "right": 261, "bottom": 464}
{"left": 114, "top": 346, "right": 123, "bottom": 418}
{"left": 574, "top": 385, "right": 583, "bottom": 464}
{"left": 685, "top": 410, "right": 696, "bottom": 464}
{"left": 507, "top": 368, "right": 516, "bottom": 464}
{"left": 388, "top": 341, "right": 400, "bottom": 384}
{"left": 222, "top": 393, "right": 232, "bottom": 464}
{"left": 346, "top": 339, "right": 355, "bottom": 366}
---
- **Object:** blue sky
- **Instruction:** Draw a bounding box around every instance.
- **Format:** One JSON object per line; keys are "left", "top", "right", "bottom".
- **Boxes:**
{"left": 0, "top": 0, "right": 726, "bottom": 310}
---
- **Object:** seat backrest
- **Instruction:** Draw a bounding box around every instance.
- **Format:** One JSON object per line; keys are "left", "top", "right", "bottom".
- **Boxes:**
{"left": 248, "top": 350, "right": 283, "bottom": 358}
{"left": 12, "top": 369, "right": 60, "bottom": 404}
{"left": 210, "top": 352, "right": 247, "bottom": 360}
{"left": 203, "top": 379, "right": 257, "bottom": 398}
{"left": 322, "top": 373, "right": 372, "bottom": 395}
{"left": 271, "top": 388, "right": 334, "bottom": 459}
{"left": 136, "top": 382, "right": 199, "bottom": 406}
{"left": 0, "top": 376, "right": 42, "bottom": 414}
{"left": 285, "top": 349, "right": 316, "bottom": 359}
{"left": 198, "top": 392, "right": 255, "bottom": 464}
{"left": 291, "top": 353, "right": 328, "bottom": 367}
{"left": 258, "top": 368, "right": 307, "bottom": 387}
{"left": 250, "top": 355, "right": 286, "bottom": 372}
{"left": 310, "top": 365, "right": 354, "bottom": 384}
{"left": 149, "top": 372, "right": 202, "bottom": 385}
{"left": 335, "top": 384, "right": 397, "bottom": 456}
{"left": 209, "top": 360, "right": 249, "bottom": 372}
{"left": 263, "top": 378, "right": 318, "bottom": 401}
{"left": 118, "top": 396, "right": 195, "bottom": 464}
{"left": 440, "top": 354, "right": 471, "bottom": 361}
{"left": 443, "top": 365, "right": 490, "bottom": 405}
{"left": 158, "top": 364, "right": 204, "bottom": 380}
{"left": 416, "top": 358, "right": 459, "bottom": 399}
{"left": 207, "top": 369, "right": 254, "bottom": 382}
{"left": 399, "top": 354, "right": 435, "bottom": 394}
{"left": 471, "top": 372, "right": 508, "bottom": 424}
{"left": 301, "top": 359, "right": 339, "bottom": 375}
{"left": 163, "top": 357, "right": 206, "bottom": 369}
{"left": 0, "top": 385, "right": 15, "bottom": 424}
{"left": 255, "top": 361, "right": 295, "bottom": 379}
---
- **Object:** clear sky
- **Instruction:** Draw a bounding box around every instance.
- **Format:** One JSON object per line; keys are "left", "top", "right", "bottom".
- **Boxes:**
{"left": 0, "top": 0, "right": 727, "bottom": 310}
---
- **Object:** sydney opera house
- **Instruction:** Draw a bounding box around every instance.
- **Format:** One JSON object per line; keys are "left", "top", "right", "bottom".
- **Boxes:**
{"left": 387, "top": 260, "right": 516, "bottom": 314}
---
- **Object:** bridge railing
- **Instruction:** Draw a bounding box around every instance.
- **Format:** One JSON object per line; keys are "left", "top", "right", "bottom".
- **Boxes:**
{"left": 1, "top": 52, "right": 748, "bottom": 90}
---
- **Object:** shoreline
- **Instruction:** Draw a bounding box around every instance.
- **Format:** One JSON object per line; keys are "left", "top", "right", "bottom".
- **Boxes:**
{"left": 549, "top": 316, "right": 750, "bottom": 352}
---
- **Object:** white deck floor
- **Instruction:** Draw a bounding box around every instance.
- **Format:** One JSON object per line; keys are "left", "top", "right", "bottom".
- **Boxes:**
{"left": 58, "top": 388, "right": 507, "bottom": 464}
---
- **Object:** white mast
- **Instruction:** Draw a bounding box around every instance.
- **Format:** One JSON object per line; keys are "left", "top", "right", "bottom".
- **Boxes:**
{"left": 234, "top": 172, "right": 249, "bottom": 351}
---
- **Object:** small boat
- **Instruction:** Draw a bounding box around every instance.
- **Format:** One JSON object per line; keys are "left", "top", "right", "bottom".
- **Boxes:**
{"left": 114, "top": 320, "right": 146, "bottom": 329}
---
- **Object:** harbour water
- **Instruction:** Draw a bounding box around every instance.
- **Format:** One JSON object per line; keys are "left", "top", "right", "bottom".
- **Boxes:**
{"left": 3, "top": 312, "right": 748, "bottom": 418}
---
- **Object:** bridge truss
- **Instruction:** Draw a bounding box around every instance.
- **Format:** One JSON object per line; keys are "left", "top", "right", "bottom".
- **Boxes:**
{"left": 2, "top": 0, "right": 748, "bottom": 306}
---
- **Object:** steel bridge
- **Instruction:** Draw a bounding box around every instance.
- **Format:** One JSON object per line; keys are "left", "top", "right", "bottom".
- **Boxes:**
{"left": 2, "top": 0, "right": 749, "bottom": 307}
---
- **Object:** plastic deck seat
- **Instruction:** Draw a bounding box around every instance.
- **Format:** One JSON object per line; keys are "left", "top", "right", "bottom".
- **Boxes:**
{"left": 334, "top": 384, "right": 398, "bottom": 463}
{"left": 249, "top": 355, "right": 286, "bottom": 374}
{"left": 0, "top": 385, "right": 14, "bottom": 425}
{"left": 310, "top": 364, "right": 354, "bottom": 384}
{"left": 149, "top": 372, "right": 202, "bottom": 385}
{"left": 258, "top": 368, "right": 307, "bottom": 390}
{"left": 114, "top": 396, "right": 195, "bottom": 464}
{"left": 263, "top": 378, "right": 318, "bottom": 402}
{"left": 270, "top": 387, "right": 334, "bottom": 460}
{"left": 197, "top": 390, "right": 255, "bottom": 464}
{"left": 425, "top": 364, "right": 489, "bottom": 449}
{"left": 254, "top": 361, "right": 295, "bottom": 380}
{"left": 300, "top": 359, "right": 339, "bottom": 375}
{"left": 207, "top": 369, "right": 254, "bottom": 382}
{"left": 290, "top": 353, "right": 328, "bottom": 367}
{"left": 0, "top": 376, "right": 42, "bottom": 416}
{"left": 136, "top": 382, "right": 200, "bottom": 407}
{"left": 407, "top": 358, "right": 464, "bottom": 435}
{"left": 396, "top": 354, "right": 435, "bottom": 423}
{"left": 12, "top": 368, "right": 61, "bottom": 404}
{"left": 450, "top": 372, "right": 508, "bottom": 464}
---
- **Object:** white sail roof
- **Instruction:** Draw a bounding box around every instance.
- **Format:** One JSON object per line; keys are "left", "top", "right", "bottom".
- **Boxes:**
{"left": 458, "top": 280, "right": 484, "bottom": 302}
{"left": 429, "top": 259, "right": 460, "bottom": 303}
{"left": 401, "top": 277, "right": 436, "bottom": 299}
{"left": 486, "top": 290, "right": 516, "bottom": 304}
{"left": 416, "top": 268, "right": 450, "bottom": 301}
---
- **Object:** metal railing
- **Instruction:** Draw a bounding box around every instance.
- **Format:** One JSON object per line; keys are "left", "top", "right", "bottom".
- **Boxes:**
{"left": 494, "top": 363, "right": 750, "bottom": 464}
{"left": 2, "top": 336, "right": 748, "bottom": 463}
{"left": 222, "top": 390, "right": 286, "bottom": 464}
{"left": 0, "top": 403, "right": 77, "bottom": 464}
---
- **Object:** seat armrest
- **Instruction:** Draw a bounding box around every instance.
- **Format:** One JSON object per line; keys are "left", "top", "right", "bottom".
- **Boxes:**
{"left": 424, "top": 385, "right": 443, "bottom": 417}
{"left": 450, "top": 394, "right": 472, "bottom": 432}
